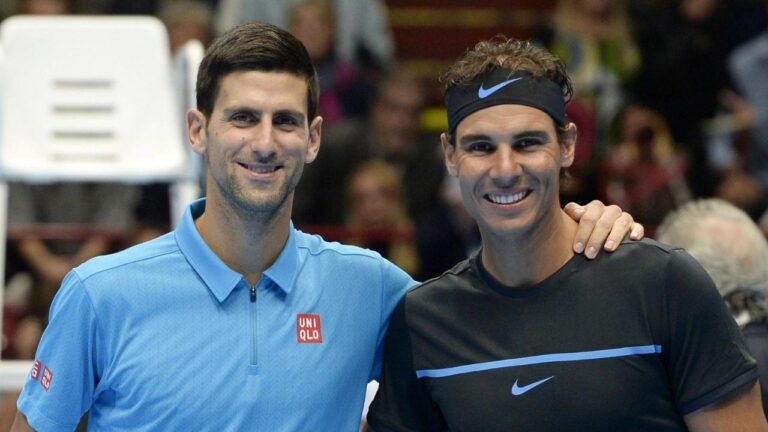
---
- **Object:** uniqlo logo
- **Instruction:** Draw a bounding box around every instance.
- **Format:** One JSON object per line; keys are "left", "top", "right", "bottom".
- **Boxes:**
{"left": 31, "top": 360, "right": 41, "bottom": 381}
{"left": 297, "top": 314, "right": 323, "bottom": 343}
{"left": 41, "top": 366, "right": 53, "bottom": 391}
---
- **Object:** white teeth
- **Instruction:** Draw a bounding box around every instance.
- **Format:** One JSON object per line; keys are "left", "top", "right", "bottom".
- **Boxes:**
{"left": 487, "top": 191, "right": 526, "bottom": 204}
{"left": 243, "top": 164, "right": 277, "bottom": 173}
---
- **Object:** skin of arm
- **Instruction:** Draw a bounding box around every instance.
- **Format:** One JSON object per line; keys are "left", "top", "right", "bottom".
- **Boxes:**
{"left": 684, "top": 382, "right": 768, "bottom": 432}
{"left": 17, "top": 236, "right": 111, "bottom": 285}
{"left": 16, "top": 238, "right": 72, "bottom": 285}
{"left": 10, "top": 411, "right": 34, "bottom": 432}
{"left": 71, "top": 236, "right": 111, "bottom": 265}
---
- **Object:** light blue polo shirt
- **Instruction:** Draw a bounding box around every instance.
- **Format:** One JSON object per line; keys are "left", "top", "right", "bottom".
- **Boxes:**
{"left": 17, "top": 198, "right": 416, "bottom": 431}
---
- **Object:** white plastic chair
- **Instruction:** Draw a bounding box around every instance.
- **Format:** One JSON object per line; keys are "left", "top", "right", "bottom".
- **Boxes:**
{"left": 0, "top": 16, "right": 186, "bottom": 181}
{"left": 0, "top": 16, "right": 196, "bottom": 377}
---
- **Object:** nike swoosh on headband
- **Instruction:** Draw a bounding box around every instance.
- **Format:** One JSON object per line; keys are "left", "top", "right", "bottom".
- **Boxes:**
{"left": 477, "top": 77, "right": 523, "bottom": 99}
{"left": 511, "top": 375, "right": 554, "bottom": 396}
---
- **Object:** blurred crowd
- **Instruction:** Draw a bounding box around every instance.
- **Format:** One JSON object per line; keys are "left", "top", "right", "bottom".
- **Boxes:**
{"left": 1, "top": 0, "right": 768, "bottom": 369}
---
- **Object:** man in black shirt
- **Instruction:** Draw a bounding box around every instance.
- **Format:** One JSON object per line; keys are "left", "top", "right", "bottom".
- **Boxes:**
{"left": 367, "top": 37, "right": 767, "bottom": 431}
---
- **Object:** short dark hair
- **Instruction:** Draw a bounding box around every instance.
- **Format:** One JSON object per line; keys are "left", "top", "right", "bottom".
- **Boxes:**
{"left": 196, "top": 22, "right": 319, "bottom": 120}
{"left": 441, "top": 36, "right": 572, "bottom": 104}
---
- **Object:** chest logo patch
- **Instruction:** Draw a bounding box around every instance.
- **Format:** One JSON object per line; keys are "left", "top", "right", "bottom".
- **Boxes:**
{"left": 511, "top": 375, "right": 554, "bottom": 396}
{"left": 297, "top": 313, "right": 323, "bottom": 344}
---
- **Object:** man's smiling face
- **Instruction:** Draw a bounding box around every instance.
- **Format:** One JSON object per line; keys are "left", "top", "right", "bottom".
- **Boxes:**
{"left": 442, "top": 104, "right": 575, "bottom": 239}
{"left": 190, "top": 70, "right": 321, "bottom": 217}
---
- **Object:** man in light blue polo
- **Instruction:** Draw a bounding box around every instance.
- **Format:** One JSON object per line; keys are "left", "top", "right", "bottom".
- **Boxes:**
{"left": 12, "top": 22, "right": 641, "bottom": 431}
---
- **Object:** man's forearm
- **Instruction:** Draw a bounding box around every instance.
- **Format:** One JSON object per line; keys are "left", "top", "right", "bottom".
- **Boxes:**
{"left": 11, "top": 411, "right": 34, "bottom": 432}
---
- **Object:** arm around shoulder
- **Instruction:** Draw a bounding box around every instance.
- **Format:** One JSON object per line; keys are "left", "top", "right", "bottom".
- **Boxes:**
{"left": 684, "top": 381, "right": 768, "bottom": 432}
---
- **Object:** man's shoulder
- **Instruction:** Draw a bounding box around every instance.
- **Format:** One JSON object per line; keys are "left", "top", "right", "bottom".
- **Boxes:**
{"left": 295, "top": 229, "right": 394, "bottom": 264}
{"left": 74, "top": 231, "right": 180, "bottom": 281}
{"left": 599, "top": 237, "right": 681, "bottom": 264}
{"left": 407, "top": 258, "right": 474, "bottom": 299}
{"left": 294, "top": 229, "right": 416, "bottom": 294}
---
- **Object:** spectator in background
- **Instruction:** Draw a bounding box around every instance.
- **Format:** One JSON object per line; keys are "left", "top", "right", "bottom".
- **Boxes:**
{"left": 628, "top": 0, "right": 734, "bottom": 198}
{"left": 3, "top": 315, "right": 42, "bottom": 361}
{"left": 157, "top": 0, "right": 214, "bottom": 53}
{"left": 536, "top": 0, "right": 640, "bottom": 153}
{"left": 102, "top": 0, "right": 218, "bottom": 15}
{"left": 534, "top": 0, "right": 640, "bottom": 204}
{"left": 344, "top": 160, "right": 420, "bottom": 277}
{"left": 601, "top": 103, "right": 692, "bottom": 227}
{"left": 414, "top": 175, "right": 480, "bottom": 281}
{"left": 214, "top": 0, "right": 394, "bottom": 73}
{"left": 7, "top": 183, "right": 140, "bottom": 320}
{"left": 294, "top": 69, "right": 444, "bottom": 227}
{"left": 727, "top": 20, "right": 768, "bottom": 219}
{"left": 16, "top": 0, "right": 73, "bottom": 14}
{"left": 287, "top": 0, "right": 371, "bottom": 125}
{"left": 629, "top": 0, "right": 729, "bottom": 143}
{"left": 657, "top": 198, "right": 768, "bottom": 416}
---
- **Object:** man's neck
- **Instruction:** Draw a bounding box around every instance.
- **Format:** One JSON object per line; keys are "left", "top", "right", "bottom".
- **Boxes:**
{"left": 480, "top": 209, "right": 578, "bottom": 289}
{"left": 195, "top": 194, "right": 292, "bottom": 286}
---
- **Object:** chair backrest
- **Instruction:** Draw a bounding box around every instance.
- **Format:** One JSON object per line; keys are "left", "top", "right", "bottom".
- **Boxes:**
{"left": 0, "top": 16, "right": 193, "bottom": 370}
{"left": 0, "top": 15, "right": 186, "bottom": 183}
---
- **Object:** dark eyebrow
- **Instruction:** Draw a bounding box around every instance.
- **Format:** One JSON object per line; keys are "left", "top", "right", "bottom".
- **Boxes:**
{"left": 458, "top": 130, "right": 550, "bottom": 146}
{"left": 458, "top": 134, "right": 492, "bottom": 146}
{"left": 220, "top": 107, "right": 306, "bottom": 122}
{"left": 221, "top": 107, "right": 258, "bottom": 118}
{"left": 274, "top": 109, "right": 306, "bottom": 123}
{"left": 512, "top": 131, "right": 550, "bottom": 142}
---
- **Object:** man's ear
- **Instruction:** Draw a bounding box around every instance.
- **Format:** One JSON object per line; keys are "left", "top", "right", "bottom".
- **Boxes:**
{"left": 560, "top": 122, "right": 577, "bottom": 168}
{"left": 441, "top": 132, "right": 458, "bottom": 177}
{"left": 187, "top": 109, "right": 207, "bottom": 156}
{"left": 305, "top": 116, "right": 323, "bottom": 164}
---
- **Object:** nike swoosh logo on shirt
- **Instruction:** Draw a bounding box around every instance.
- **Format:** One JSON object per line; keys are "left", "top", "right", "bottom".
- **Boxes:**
{"left": 511, "top": 375, "right": 554, "bottom": 396}
{"left": 477, "top": 77, "right": 523, "bottom": 98}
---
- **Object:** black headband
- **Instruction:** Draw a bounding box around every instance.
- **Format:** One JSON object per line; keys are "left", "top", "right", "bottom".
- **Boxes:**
{"left": 445, "top": 69, "right": 566, "bottom": 134}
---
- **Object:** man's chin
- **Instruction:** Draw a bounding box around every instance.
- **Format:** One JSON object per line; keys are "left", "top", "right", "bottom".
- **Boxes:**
{"left": 233, "top": 191, "right": 291, "bottom": 217}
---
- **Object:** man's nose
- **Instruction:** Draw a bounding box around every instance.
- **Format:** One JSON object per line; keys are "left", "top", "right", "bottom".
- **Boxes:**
{"left": 490, "top": 145, "right": 521, "bottom": 185}
{"left": 249, "top": 119, "right": 277, "bottom": 158}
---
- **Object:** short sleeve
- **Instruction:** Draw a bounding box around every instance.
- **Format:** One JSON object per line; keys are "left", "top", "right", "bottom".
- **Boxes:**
{"left": 16, "top": 271, "right": 101, "bottom": 431}
{"left": 664, "top": 249, "right": 758, "bottom": 414}
{"left": 367, "top": 297, "right": 446, "bottom": 432}
{"left": 369, "top": 260, "right": 417, "bottom": 382}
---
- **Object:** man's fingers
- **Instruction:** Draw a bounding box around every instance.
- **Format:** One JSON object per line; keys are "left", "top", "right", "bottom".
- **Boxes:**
{"left": 601, "top": 212, "right": 634, "bottom": 252}
{"left": 582, "top": 205, "right": 622, "bottom": 258}
{"left": 570, "top": 201, "right": 644, "bottom": 258}
{"left": 563, "top": 202, "right": 586, "bottom": 221}
{"left": 571, "top": 200, "right": 607, "bottom": 255}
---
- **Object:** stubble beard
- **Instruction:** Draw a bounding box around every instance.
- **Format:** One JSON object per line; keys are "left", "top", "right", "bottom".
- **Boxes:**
{"left": 207, "top": 154, "right": 301, "bottom": 223}
{"left": 224, "top": 171, "right": 295, "bottom": 222}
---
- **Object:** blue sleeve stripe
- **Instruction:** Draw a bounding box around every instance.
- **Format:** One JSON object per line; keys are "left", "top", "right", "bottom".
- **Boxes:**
{"left": 415, "top": 345, "right": 663, "bottom": 378}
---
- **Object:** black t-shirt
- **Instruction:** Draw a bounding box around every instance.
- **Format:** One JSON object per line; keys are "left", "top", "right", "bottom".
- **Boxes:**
{"left": 368, "top": 239, "right": 758, "bottom": 431}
